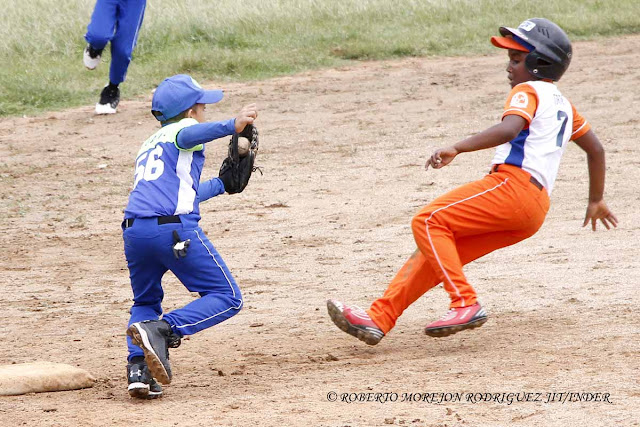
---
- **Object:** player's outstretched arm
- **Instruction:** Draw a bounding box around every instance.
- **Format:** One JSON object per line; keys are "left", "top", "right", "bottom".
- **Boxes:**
{"left": 176, "top": 120, "right": 236, "bottom": 149}
{"left": 573, "top": 130, "right": 618, "bottom": 231}
{"left": 175, "top": 104, "right": 258, "bottom": 149}
{"left": 426, "top": 115, "right": 526, "bottom": 170}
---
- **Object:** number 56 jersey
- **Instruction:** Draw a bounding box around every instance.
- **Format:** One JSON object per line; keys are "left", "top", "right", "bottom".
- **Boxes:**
{"left": 125, "top": 118, "right": 206, "bottom": 220}
{"left": 491, "top": 80, "right": 591, "bottom": 194}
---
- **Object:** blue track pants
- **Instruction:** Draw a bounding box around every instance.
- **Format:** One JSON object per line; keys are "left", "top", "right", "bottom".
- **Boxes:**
{"left": 85, "top": 0, "right": 146, "bottom": 84}
{"left": 122, "top": 216, "right": 243, "bottom": 360}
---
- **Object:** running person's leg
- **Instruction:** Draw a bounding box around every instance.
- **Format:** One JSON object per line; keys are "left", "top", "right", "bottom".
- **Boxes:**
{"left": 412, "top": 168, "right": 547, "bottom": 308}
{"left": 108, "top": 0, "right": 146, "bottom": 85}
{"left": 85, "top": 0, "right": 118, "bottom": 52}
{"left": 366, "top": 166, "right": 549, "bottom": 336}
{"left": 127, "top": 222, "right": 243, "bottom": 383}
{"left": 162, "top": 226, "right": 243, "bottom": 336}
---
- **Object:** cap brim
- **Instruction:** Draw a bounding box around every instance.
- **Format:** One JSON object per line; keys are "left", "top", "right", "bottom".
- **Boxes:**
{"left": 197, "top": 89, "right": 224, "bottom": 104}
{"left": 491, "top": 36, "right": 529, "bottom": 52}
{"left": 499, "top": 26, "right": 528, "bottom": 39}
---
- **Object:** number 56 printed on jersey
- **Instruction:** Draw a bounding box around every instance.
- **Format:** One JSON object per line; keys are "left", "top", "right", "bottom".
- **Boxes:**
{"left": 134, "top": 146, "right": 165, "bottom": 188}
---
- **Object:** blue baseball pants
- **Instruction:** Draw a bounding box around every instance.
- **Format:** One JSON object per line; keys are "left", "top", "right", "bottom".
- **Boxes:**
{"left": 84, "top": 0, "right": 146, "bottom": 84}
{"left": 122, "top": 216, "right": 243, "bottom": 361}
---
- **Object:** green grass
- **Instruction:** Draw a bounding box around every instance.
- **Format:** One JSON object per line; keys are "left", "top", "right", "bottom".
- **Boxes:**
{"left": 1, "top": 0, "right": 639, "bottom": 116}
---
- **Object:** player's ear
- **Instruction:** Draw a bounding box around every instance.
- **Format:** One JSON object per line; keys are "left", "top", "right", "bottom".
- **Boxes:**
{"left": 185, "top": 104, "right": 200, "bottom": 119}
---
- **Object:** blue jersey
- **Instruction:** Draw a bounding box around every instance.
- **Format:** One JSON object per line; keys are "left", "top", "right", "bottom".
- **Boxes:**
{"left": 125, "top": 118, "right": 230, "bottom": 219}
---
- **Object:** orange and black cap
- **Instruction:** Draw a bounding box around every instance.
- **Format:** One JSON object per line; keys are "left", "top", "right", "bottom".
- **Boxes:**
{"left": 490, "top": 35, "right": 530, "bottom": 52}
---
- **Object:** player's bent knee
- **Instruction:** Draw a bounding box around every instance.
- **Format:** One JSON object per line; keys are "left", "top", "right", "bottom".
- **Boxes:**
{"left": 231, "top": 294, "right": 244, "bottom": 312}
{"left": 224, "top": 296, "right": 243, "bottom": 320}
{"left": 411, "top": 211, "right": 432, "bottom": 237}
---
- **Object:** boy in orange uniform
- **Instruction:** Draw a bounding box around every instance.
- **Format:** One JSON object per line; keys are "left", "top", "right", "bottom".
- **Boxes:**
{"left": 328, "top": 18, "right": 617, "bottom": 344}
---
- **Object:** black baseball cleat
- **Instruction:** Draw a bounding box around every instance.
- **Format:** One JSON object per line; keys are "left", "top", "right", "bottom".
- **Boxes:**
{"left": 95, "top": 84, "right": 120, "bottom": 115}
{"left": 127, "top": 320, "right": 181, "bottom": 384}
{"left": 127, "top": 360, "right": 163, "bottom": 399}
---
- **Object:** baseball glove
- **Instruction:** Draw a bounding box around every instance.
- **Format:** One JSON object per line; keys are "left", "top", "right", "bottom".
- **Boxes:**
{"left": 218, "top": 124, "right": 259, "bottom": 194}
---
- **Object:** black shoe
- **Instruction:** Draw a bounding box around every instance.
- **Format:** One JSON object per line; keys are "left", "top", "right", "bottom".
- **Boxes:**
{"left": 95, "top": 84, "right": 120, "bottom": 115}
{"left": 83, "top": 44, "right": 103, "bottom": 70}
{"left": 126, "top": 320, "right": 181, "bottom": 384}
{"left": 127, "top": 361, "right": 163, "bottom": 399}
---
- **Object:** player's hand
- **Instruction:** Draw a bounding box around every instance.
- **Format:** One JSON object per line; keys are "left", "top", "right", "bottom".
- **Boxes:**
{"left": 582, "top": 200, "right": 618, "bottom": 231}
{"left": 235, "top": 103, "right": 258, "bottom": 133}
{"left": 426, "top": 146, "right": 458, "bottom": 170}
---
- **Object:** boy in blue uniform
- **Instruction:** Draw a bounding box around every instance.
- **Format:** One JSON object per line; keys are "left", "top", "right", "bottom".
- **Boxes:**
{"left": 123, "top": 74, "right": 258, "bottom": 399}
{"left": 83, "top": 0, "right": 147, "bottom": 114}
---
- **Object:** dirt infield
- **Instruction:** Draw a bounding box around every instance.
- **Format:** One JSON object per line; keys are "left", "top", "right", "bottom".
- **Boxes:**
{"left": 0, "top": 35, "right": 638, "bottom": 427}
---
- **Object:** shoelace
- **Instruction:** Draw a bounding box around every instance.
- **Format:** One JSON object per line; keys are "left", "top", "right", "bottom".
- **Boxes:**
{"left": 351, "top": 305, "right": 367, "bottom": 314}
{"left": 167, "top": 334, "right": 181, "bottom": 349}
{"left": 161, "top": 335, "right": 181, "bottom": 361}
{"left": 349, "top": 305, "right": 373, "bottom": 321}
{"left": 104, "top": 86, "right": 118, "bottom": 98}
{"left": 439, "top": 308, "right": 457, "bottom": 320}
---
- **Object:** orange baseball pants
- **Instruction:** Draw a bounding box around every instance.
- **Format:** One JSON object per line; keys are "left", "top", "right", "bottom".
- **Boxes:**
{"left": 368, "top": 164, "right": 550, "bottom": 333}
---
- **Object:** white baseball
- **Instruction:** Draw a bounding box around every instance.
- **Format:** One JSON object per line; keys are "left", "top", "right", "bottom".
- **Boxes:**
{"left": 238, "top": 137, "right": 251, "bottom": 157}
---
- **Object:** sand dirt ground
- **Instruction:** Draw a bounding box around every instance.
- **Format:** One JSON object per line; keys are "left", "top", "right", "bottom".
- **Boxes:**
{"left": 0, "top": 35, "right": 638, "bottom": 427}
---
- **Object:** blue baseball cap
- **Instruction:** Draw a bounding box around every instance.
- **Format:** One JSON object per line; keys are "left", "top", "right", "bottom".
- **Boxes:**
{"left": 151, "top": 74, "right": 224, "bottom": 121}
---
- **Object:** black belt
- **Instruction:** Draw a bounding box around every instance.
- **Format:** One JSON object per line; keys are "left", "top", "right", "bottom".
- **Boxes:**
{"left": 528, "top": 175, "right": 543, "bottom": 191}
{"left": 490, "top": 164, "right": 543, "bottom": 191}
{"left": 124, "top": 215, "right": 181, "bottom": 228}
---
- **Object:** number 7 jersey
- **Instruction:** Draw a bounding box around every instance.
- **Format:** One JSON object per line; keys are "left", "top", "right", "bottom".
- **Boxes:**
{"left": 491, "top": 80, "right": 590, "bottom": 194}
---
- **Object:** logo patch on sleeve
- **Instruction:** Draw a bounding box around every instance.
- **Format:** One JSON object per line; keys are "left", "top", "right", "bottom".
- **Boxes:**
{"left": 510, "top": 92, "right": 529, "bottom": 108}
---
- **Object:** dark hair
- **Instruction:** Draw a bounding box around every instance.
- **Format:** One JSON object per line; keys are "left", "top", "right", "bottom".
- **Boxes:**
{"left": 154, "top": 104, "right": 196, "bottom": 126}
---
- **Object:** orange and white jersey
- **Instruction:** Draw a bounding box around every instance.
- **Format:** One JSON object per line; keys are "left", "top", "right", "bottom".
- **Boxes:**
{"left": 491, "top": 80, "right": 590, "bottom": 194}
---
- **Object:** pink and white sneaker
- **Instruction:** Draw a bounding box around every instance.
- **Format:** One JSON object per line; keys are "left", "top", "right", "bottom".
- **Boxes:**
{"left": 327, "top": 299, "right": 384, "bottom": 345}
{"left": 424, "top": 303, "right": 488, "bottom": 337}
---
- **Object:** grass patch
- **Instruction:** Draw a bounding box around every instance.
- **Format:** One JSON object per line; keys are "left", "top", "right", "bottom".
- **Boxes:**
{"left": 1, "top": 0, "right": 639, "bottom": 116}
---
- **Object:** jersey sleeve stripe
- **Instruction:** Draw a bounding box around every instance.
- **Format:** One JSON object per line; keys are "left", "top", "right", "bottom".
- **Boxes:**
{"left": 571, "top": 121, "right": 589, "bottom": 137}
{"left": 502, "top": 108, "right": 533, "bottom": 121}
